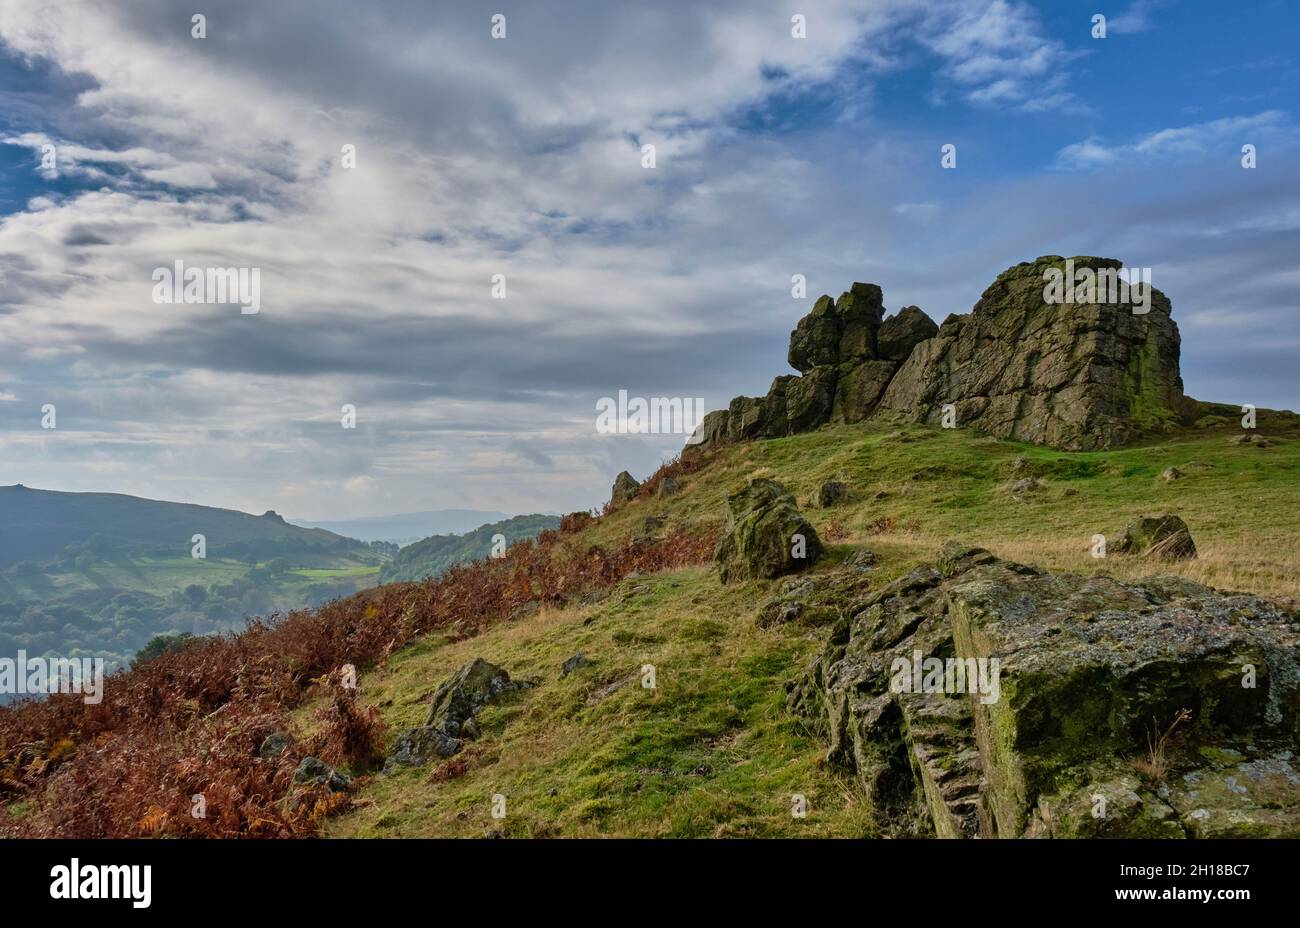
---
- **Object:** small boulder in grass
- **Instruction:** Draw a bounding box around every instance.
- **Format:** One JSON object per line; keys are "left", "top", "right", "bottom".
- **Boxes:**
{"left": 815, "top": 480, "right": 848, "bottom": 508}
{"left": 294, "top": 756, "right": 352, "bottom": 792}
{"left": 561, "top": 653, "right": 588, "bottom": 676}
{"left": 1114, "top": 514, "right": 1197, "bottom": 560}
{"left": 656, "top": 475, "right": 681, "bottom": 498}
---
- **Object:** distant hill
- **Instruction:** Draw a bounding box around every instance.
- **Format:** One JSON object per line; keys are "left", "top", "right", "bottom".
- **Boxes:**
{"left": 0, "top": 484, "right": 353, "bottom": 569}
{"left": 289, "top": 509, "right": 512, "bottom": 544}
{"left": 379, "top": 514, "right": 561, "bottom": 583}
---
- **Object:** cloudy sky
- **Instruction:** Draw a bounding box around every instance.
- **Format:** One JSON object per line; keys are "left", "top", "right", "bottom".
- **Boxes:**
{"left": 0, "top": 0, "right": 1296, "bottom": 520}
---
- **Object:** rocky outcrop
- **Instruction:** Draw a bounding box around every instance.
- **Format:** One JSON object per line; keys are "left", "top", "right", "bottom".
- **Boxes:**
{"left": 878, "top": 256, "right": 1188, "bottom": 450}
{"left": 788, "top": 542, "right": 1300, "bottom": 837}
{"left": 691, "top": 256, "right": 1191, "bottom": 453}
{"left": 384, "top": 658, "right": 528, "bottom": 771}
{"left": 609, "top": 471, "right": 640, "bottom": 506}
{"left": 697, "top": 284, "right": 934, "bottom": 445}
{"left": 715, "top": 478, "right": 822, "bottom": 584}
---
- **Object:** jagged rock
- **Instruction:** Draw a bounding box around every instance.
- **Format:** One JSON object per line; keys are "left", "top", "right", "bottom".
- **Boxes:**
{"left": 831, "top": 358, "right": 896, "bottom": 424}
{"left": 610, "top": 471, "right": 640, "bottom": 506}
{"left": 562, "top": 653, "right": 589, "bottom": 676}
{"left": 878, "top": 256, "right": 1188, "bottom": 450}
{"left": 815, "top": 480, "right": 848, "bottom": 508}
{"left": 258, "top": 732, "right": 290, "bottom": 760}
{"left": 789, "top": 285, "right": 886, "bottom": 373}
{"left": 656, "top": 476, "right": 681, "bottom": 498}
{"left": 385, "top": 726, "right": 462, "bottom": 770}
{"left": 715, "top": 478, "right": 822, "bottom": 584}
{"left": 385, "top": 659, "right": 528, "bottom": 771}
{"left": 877, "top": 306, "right": 940, "bottom": 362}
{"left": 1160, "top": 466, "right": 1184, "bottom": 482}
{"left": 293, "top": 756, "right": 351, "bottom": 792}
{"left": 426, "top": 658, "right": 526, "bottom": 734}
{"left": 784, "top": 366, "right": 837, "bottom": 433}
{"left": 789, "top": 542, "right": 1300, "bottom": 837}
{"left": 1114, "top": 513, "right": 1197, "bottom": 559}
{"left": 756, "top": 569, "right": 870, "bottom": 628}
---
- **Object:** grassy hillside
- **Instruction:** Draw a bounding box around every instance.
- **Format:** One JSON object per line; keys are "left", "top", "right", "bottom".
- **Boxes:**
{"left": 378, "top": 514, "right": 562, "bottom": 584}
{"left": 310, "top": 409, "right": 1299, "bottom": 837}
{"left": 4, "top": 410, "right": 1296, "bottom": 836}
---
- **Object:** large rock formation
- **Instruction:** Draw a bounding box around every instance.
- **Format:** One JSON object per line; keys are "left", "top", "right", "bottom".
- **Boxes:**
{"left": 695, "top": 284, "right": 936, "bottom": 445}
{"left": 691, "top": 256, "right": 1189, "bottom": 452}
{"left": 878, "top": 256, "right": 1187, "bottom": 450}
{"left": 788, "top": 542, "right": 1300, "bottom": 837}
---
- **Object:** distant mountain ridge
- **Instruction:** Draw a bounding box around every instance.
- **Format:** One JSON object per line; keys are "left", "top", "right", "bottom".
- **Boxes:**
{"left": 289, "top": 509, "right": 513, "bottom": 544}
{"left": 379, "top": 514, "right": 561, "bottom": 584}
{"left": 0, "top": 484, "right": 352, "bottom": 569}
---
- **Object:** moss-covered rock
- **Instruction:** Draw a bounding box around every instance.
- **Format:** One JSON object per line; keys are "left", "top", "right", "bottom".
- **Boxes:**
{"left": 715, "top": 478, "right": 822, "bottom": 584}
{"left": 1114, "top": 513, "right": 1197, "bottom": 559}
{"left": 878, "top": 256, "right": 1190, "bottom": 450}
{"left": 789, "top": 542, "right": 1300, "bottom": 837}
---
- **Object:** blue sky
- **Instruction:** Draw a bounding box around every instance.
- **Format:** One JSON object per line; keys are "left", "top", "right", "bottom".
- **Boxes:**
{"left": 0, "top": 0, "right": 1296, "bottom": 518}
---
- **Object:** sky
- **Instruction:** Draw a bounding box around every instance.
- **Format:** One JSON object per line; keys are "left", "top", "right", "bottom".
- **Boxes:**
{"left": 0, "top": 0, "right": 1296, "bottom": 520}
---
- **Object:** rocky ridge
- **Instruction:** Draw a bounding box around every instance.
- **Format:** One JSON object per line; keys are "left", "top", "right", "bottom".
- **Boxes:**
{"left": 693, "top": 256, "right": 1191, "bottom": 452}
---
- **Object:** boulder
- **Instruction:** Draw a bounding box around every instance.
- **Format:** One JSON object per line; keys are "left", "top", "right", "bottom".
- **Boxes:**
{"left": 715, "top": 478, "right": 822, "bottom": 584}
{"left": 610, "top": 471, "right": 640, "bottom": 506}
{"left": 561, "top": 653, "right": 589, "bottom": 676}
{"left": 877, "top": 306, "right": 939, "bottom": 362}
{"left": 878, "top": 256, "right": 1189, "bottom": 450}
{"left": 426, "top": 658, "right": 526, "bottom": 734}
{"left": 384, "top": 727, "right": 462, "bottom": 771}
{"left": 815, "top": 480, "right": 848, "bottom": 508}
{"left": 783, "top": 366, "right": 837, "bottom": 433}
{"left": 656, "top": 475, "right": 681, "bottom": 498}
{"left": 831, "top": 359, "right": 896, "bottom": 424}
{"left": 258, "top": 732, "right": 290, "bottom": 760}
{"left": 385, "top": 658, "right": 528, "bottom": 771}
{"left": 293, "top": 756, "right": 351, "bottom": 792}
{"left": 789, "top": 542, "right": 1300, "bottom": 837}
{"left": 1114, "top": 513, "right": 1197, "bottom": 559}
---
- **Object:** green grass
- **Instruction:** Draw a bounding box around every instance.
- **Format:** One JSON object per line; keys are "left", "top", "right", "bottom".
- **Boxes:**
{"left": 324, "top": 566, "right": 872, "bottom": 838}
{"left": 315, "top": 411, "right": 1300, "bottom": 837}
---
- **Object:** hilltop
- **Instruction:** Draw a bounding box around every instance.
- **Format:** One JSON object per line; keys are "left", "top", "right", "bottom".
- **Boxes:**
{"left": 0, "top": 485, "right": 352, "bottom": 570}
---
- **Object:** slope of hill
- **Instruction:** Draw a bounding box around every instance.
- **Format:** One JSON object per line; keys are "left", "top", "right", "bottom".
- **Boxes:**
{"left": 0, "top": 486, "right": 390, "bottom": 672}
{"left": 0, "top": 485, "right": 350, "bottom": 570}
{"left": 3, "top": 409, "right": 1297, "bottom": 837}
{"left": 378, "top": 514, "right": 562, "bottom": 584}
{"left": 290, "top": 510, "right": 512, "bottom": 545}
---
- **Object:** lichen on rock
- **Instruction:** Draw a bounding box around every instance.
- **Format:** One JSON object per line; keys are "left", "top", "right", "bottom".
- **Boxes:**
{"left": 788, "top": 542, "right": 1300, "bottom": 837}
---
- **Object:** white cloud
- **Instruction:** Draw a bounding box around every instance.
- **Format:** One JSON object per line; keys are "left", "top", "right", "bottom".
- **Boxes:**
{"left": 1054, "top": 111, "right": 1292, "bottom": 170}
